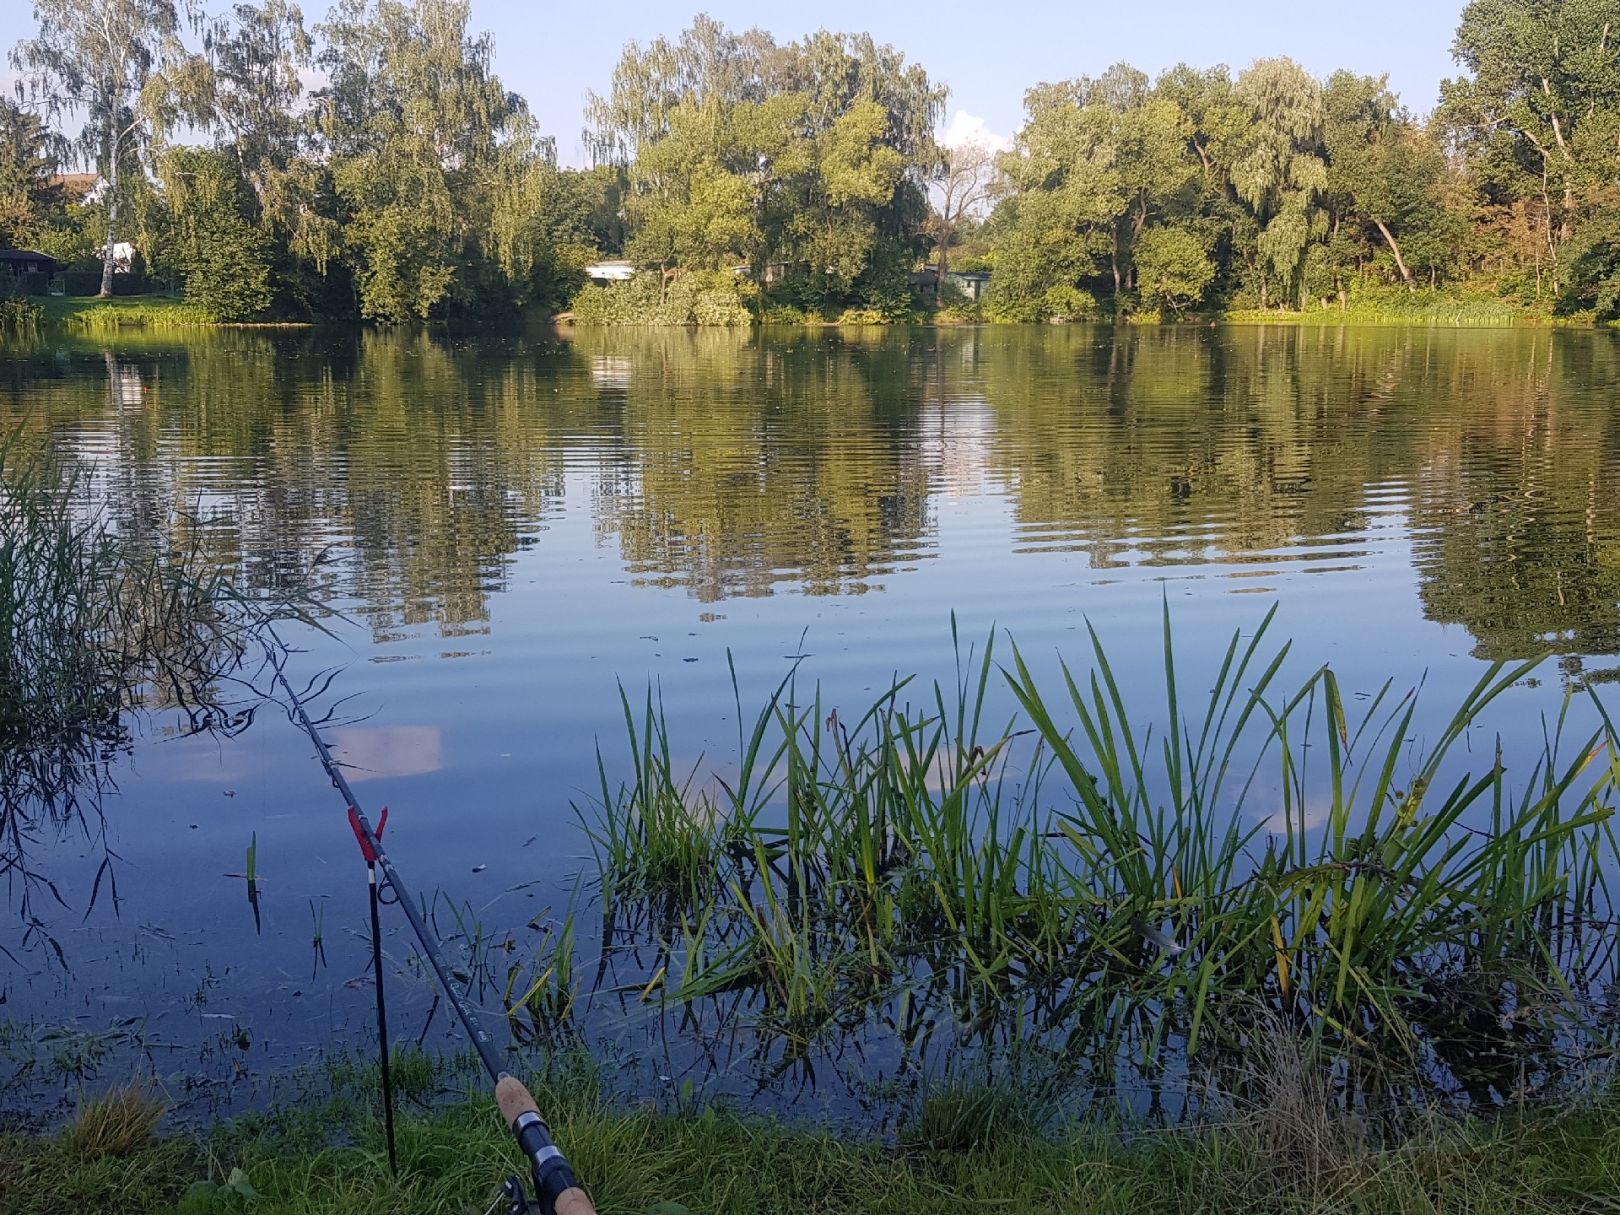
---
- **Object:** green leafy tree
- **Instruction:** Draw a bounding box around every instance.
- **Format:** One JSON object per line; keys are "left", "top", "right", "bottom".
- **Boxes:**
{"left": 1323, "top": 72, "right": 1449, "bottom": 289}
{"left": 1133, "top": 224, "right": 1215, "bottom": 314}
{"left": 990, "top": 67, "right": 1203, "bottom": 316}
{"left": 1442, "top": 0, "right": 1620, "bottom": 297}
{"left": 588, "top": 18, "right": 942, "bottom": 315}
{"left": 315, "top": 0, "right": 541, "bottom": 320}
{"left": 159, "top": 145, "right": 272, "bottom": 318}
{"left": 0, "top": 99, "right": 64, "bottom": 249}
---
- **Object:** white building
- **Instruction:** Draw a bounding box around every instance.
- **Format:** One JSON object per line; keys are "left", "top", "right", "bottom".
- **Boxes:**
{"left": 583, "top": 259, "right": 636, "bottom": 283}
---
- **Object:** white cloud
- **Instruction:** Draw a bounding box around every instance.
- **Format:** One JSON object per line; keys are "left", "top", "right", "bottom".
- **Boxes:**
{"left": 940, "top": 110, "right": 1011, "bottom": 154}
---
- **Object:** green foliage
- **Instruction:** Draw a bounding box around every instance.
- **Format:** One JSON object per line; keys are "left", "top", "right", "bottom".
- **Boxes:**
{"left": 589, "top": 17, "right": 943, "bottom": 318}
{"left": 9, "top": 0, "right": 203, "bottom": 295}
{"left": 1562, "top": 199, "right": 1620, "bottom": 320}
{"left": 570, "top": 271, "right": 753, "bottom": 326}
{"left": 160, "top": 148, "right": 272, "bottom": 321}
{"left": 9, "top": 2, "right": 1620, "bottom": 324}
{"left": 315, "top": 0, "right": 556, "bottom": 321}
{"left": 0, "top": 99, "right": 64, "bottom": 250}
{"left": 1132, "top": 224, "right": 1215, "bottom": 314}
{"left": 0, "top": 296, "right": 45, "bottom": 334}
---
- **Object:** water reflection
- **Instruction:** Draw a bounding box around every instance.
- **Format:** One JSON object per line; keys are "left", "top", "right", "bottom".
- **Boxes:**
{"left": 5, "top": 325, "right": 1616, "bottom": 663}
{"left": 330, "top": 725, "right": 444, "bottom": 781}
{"left": 5, "top": 322, "right": 1620, "bottom": 1118}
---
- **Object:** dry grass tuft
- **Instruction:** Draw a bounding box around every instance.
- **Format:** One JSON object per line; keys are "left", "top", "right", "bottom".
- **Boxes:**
{"left": 58, "top": 1083, "right": 169, "bottom": 1161}
{"left": 1230, "top": 1018, "right": 1368, "bottom": 1200}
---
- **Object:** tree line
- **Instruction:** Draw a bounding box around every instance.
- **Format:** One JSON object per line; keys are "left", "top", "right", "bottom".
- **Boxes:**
{"left": 3, "top": 0, "right": 1619, "bottom": 323}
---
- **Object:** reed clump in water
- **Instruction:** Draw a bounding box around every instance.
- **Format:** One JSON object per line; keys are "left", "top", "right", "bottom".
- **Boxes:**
{"left": 0, "top": 296, "right": 44, "bottom": 336}
{"left": 0, "top": 426, "right": 317, "bottom": 928}
{"left": 575, "top": 608, "right": 1620, "bottom": 1100}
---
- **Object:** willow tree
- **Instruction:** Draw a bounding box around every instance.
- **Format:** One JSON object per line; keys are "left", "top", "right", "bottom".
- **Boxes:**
{"left": 1231, "top": 58, "right": 1327, "bottom": 308}
{"left": 314, "top": 0, "right": 539, "bottom": 320}
{"left": 10, "top": 0, "right": 198, "bottom": 295}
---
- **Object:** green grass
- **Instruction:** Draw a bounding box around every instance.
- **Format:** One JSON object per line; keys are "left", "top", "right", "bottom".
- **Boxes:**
{"left": 6, "top": 1069, "right": 1620, "bottom": 1214}
{"left": 1219, "top": 289, "right": 1540, "bottom": 328}
{"left": 39, "top": 294, "right": 215, "bottom": 332}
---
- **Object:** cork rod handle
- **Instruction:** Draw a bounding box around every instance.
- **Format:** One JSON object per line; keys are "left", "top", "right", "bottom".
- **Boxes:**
{"left": 495, "top": 1075, "right": 597, "bottom": 1215}
{"left": 496, "top": 1074, "right": 540, "bottom": 1127}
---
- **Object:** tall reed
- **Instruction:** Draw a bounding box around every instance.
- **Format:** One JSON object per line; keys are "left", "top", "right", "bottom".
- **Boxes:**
{"left": 566, "top": 606, "right": 1619, "bottom": 1101}
{"left": 0, "top": 425, "right": 320, "bottom": 935}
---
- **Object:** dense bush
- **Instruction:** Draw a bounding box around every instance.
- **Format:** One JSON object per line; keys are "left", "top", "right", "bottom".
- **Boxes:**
{"left": 60, "top": 269, "right": 101, "bottom": 296}
{"left": 984, "top": 281, "right": 1099, "bottom": 323}
{"left": 570, "top": 271, "right": 753, "bottom": 326}
{"left": 161, "top": 148, "right": 272, "bottom": 321}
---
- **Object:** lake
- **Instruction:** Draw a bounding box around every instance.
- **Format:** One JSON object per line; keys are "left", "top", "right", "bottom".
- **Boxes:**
{"left": 3, "top": 323, "right": 1619, "bottom": 1120}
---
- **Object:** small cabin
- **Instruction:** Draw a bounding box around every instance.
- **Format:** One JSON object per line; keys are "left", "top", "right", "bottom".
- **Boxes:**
{"left": 0, "top": 248, "right": 58, "bottom": 277}
{"left": 910, "top": 267, "right": 993, "bottom": 303}
{"left": 945, "top": 270, "right": 991, "bottom": 302}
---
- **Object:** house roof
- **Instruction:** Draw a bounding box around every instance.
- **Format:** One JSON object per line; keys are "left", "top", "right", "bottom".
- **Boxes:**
{"left": 0, "top": 248, "right": 56, "bottom": 264}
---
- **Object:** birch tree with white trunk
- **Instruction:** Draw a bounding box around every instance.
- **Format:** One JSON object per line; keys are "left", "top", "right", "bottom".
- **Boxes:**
{"left": 10, "top": 0, "right": 195, "bottom": 296}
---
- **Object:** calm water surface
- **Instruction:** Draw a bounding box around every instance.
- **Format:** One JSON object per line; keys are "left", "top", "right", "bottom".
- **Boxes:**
{"left": 3, "top": 324, "right": 1618, "bottom": 1116}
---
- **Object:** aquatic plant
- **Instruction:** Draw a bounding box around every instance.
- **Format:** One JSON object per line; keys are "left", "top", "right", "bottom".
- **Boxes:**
{"left": 0, "top": 296, "right": 44, "bottom": 336}
{"left": 573, "top": 608, "right": 1620, "bottom": 1102}
{"left": 0, "top": 424, "right": 322, "bottom": 942}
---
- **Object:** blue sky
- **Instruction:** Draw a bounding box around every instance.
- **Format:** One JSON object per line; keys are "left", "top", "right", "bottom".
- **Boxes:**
{"left": 2, "top": 0, "right": 1470, "bottom": 162}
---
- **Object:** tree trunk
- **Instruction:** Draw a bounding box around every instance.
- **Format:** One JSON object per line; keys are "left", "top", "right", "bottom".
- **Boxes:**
{"left": 1110, "top": 228, "right": 1122, "bottom": 296}
{"left": 1373, "top": 219, "right": 1414, "bottom": 289}
{"left": 936, "top": 220, "right": 950, "bottom": 284}
{"left": 100, "top": 130, "right": 121, "bottom": 298}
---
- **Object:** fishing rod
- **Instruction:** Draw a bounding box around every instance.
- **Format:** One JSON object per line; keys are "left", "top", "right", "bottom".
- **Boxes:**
{"left": 267, "top": 638, "right": 595, "bottom": 1215}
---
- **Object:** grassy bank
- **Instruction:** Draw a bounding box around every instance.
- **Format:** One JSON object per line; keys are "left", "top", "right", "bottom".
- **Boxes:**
{"left": 6, "top": 1067, "right": 1620, "bottom": 1214}
{"left": 1216, "top": 290, "right": 1585, "bottom": 328}
{"left": 38, "top": 294, "right": 216, "bottom": 333}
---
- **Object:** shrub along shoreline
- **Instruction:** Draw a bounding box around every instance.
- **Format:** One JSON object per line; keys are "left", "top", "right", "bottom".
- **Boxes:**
{"left": 13, "top": 287, "right": 1614, "bottom": 333}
